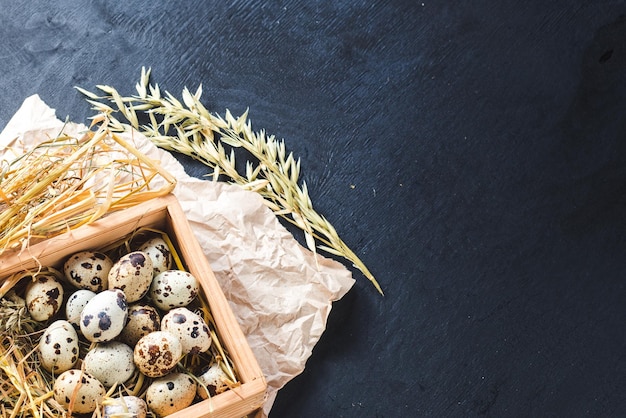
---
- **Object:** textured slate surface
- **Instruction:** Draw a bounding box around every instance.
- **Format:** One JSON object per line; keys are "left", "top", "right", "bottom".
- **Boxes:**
{"left": 1, "top": 1, "right": 626, "bottom": 416}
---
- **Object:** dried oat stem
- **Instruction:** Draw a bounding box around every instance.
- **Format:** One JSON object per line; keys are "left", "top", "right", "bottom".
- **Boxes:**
{"left": 77, "top": 67, "right": 383, "bottom": 294}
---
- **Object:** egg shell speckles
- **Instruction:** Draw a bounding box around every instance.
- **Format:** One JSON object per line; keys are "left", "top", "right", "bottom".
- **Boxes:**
{"left": 103, "top": 395, "right": 148, "bottom": 418}
{"left": 138, "top": 237, "right": 173, "bottom": 276}
{"left": 25, "top": 274, "right": 64, "bottom": 322}
{"left": 84, "top": 341, "right": 136, "bottom": 387}
{"left": 119, "top": 303, "right": 161, "bottom": 347}
{"left": 65, "top": 289, "right": 96, "bottom": 330}
{"left": 133, "top": 331, "right": 182, "bottom": 378}
{"left": 161, "top": 307, "right": 211, "bottom": 355}
{"left": 80, "top": 289, "right": 128, "bottom": 342}
{"left": 149, "top": 270, "right": 199, "bottom": 311}
{"left": 146, "top": 372, "right": 197, "bottom": 417}
{"left": 38, "top": 320, "right": 79, "bottom": 374}
{"left": 63, "top": 251, "right": 113, "bottom": 292}
{"left": 197, "top": 362, "right": 230, "bottom": 399}
{"left": 108, "top": 251, "right": 153, "bottom": 302}
{"left": 53, "top": 369, "right": 106, "bottom": 414}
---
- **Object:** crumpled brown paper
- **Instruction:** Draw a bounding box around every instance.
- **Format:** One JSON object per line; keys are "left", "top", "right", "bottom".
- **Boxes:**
{"left": 0, "top": 95, "right": 355, "bottom": 417}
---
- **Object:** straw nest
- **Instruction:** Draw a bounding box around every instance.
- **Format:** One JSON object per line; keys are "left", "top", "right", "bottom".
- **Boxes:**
{"left": 0, "top": 228, "right": 240, "bottom": 418}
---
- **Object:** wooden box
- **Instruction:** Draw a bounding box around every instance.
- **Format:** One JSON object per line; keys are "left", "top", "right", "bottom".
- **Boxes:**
{"left": 0, "top": 194, "right": 267, "bottom": 417}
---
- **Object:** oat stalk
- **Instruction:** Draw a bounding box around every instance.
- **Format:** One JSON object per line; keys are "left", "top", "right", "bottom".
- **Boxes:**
{"left": 77, "top": 68, "right": 383, "bottom": 295}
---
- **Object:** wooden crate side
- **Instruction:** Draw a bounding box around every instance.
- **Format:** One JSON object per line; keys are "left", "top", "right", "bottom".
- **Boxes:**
{"left": 162, "top": 199, "right": 267, "bottom": 417}
{"left": 164, "top": 199, "right": 265, "bottom": 383}
{"left": 0, "top": 198, "right": 169, "bottom": 278}
{"left": 169, "top": 378, "right": 267, "bottom": 418}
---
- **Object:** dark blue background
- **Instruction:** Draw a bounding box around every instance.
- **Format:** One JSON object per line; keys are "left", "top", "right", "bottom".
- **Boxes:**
{"left": 1, "top": 2, "right": 625, "bottom": 416}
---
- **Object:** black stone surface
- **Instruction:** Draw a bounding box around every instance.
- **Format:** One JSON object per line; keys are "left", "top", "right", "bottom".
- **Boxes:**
{"left": 1, "top": 1, "right": 626, "bottom": 417}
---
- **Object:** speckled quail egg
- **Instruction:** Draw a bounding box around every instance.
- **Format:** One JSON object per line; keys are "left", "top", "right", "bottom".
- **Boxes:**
{"left": 108, "top": 251, "right": 153, "bottom": 302}
{"left": 145, "top": 372, "right": 197, "bottom": 417}
{"left": 197, "top": 362, "right": 230, "bottom": 399}
{"left": 80, "top": 289, "right": 128, "bottom": 342}
{"left": 103, "top": 395, "right": 148, "bottom": 418}
{"left": 161, "top": 307, "right": 211, "bottom": 355}
{"left": 38, "top": 320, "right": 79, "bottom": 373}
{"left": 133, "top": 331, "right": 182, "bottom": 378}
{"left": 63, "top": 250, "right": 113, "bottom": 292}
{"left": 138, "top": 237, "right": 173, "bottom": 276}
{"left": 53, "top": 369, "right": 106, "bottom": 414}
{"left": 83, "top": 341, "right": 136, "bottom": 387}
{"left": 149, "top": 270, "right": 199, "bottom": 310}
{"left": 65, "top": 289, "right": 96, "bottom": 330}
{"left": 118, "top": 304, "right": 161, "bottom": 347}
{"left": 25, "top": 274, "right": 64, "bottom": 322}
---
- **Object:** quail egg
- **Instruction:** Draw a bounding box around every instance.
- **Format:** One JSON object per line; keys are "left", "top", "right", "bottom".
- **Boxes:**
{"left": 53, "top": 369, "right": 106, "bottom": 414}
{"left": 133, "top": 331, "right": 182, "bottom": 378}
{"left": 118, "top": 303, "right": 161, "bottom": 347}
{"left": 138, "top": 237, "right": 173, "bottom": 276}
{"left": 108, "top": 251, "right": 153, "bottom": 302}
{"left": 149, "top": 270, "right": 199, "bottom": 310}
{"left": 80, "top": 289, "right": 128, "bottom": 342}
{"left": 63, "top": 250, "right": 113, "bottom": 292}
{"left": 25, "top": 274, "right": 64, "bottom": 322}
{"left": 83, "top": 341, "right": 136, "bottom": 387}
{"left": 65, "top": 289, "right": 96, "bottom": 330}
{"left": 38, "top": 320, "right": 79, "bottom": 373}
{"left": 145, "top": 372, "right": 197, "bottom": 417}
{"left": 197, "top": 362, "right": 231, "bottom": 399}
{"left": 103, "top": 395, "right": 148, "bottom": 418}
{"left": 161, "top": 307, "right": 211, "bottom": 355}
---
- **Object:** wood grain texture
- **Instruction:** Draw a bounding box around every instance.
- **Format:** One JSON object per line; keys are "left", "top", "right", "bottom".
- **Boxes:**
{"left": 1, "top": 1, "right": 626, "bottom": 416}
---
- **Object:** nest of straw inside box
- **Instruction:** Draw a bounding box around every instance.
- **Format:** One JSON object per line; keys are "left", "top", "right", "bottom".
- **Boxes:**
{"left": 0, "top": 226, "right": 241, "bottom": 418}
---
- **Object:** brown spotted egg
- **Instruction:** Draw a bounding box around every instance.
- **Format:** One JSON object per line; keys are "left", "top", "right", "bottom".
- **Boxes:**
{"left": 38, "top": 320, "right": 79, "bottom": 373}
{"left": 133, "top": 331, "right": 182, "bottom": 378}
{"left": 138, "top": 237, "right": 173, "bottom": 276}
{"left": 145, "top": 372, "right": 197, "bottom": 417}
{"left": 108, "top": 251, "right": 153, "bottom": 302}
{"left": 25, "top": 274, "right": 64, "bottom": 322}
{"left": 118, "top": 303, "right": 161, "bottom": 347}
{"left": 53, "top": 369, "right": 106, "bottom": 414}
{"left": 80, "top": 289, "right": 128, "bottom": 342}
{"left": 84, "top": 341, "right": 136, "bottom": 387}
{"left": 149, "top": 270, "right": 199, "bottom": 310}
{"left": 65, "top": 289, "right": 96, "bottom": 330}
{"left": 161, "top": 307, "right": 211, "bottom": 354}
{"left": 197, "top": 362, "right": 231, "bottom": 399}
{"left": 63, "top": 251, "right": 113, "bottom": 292}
